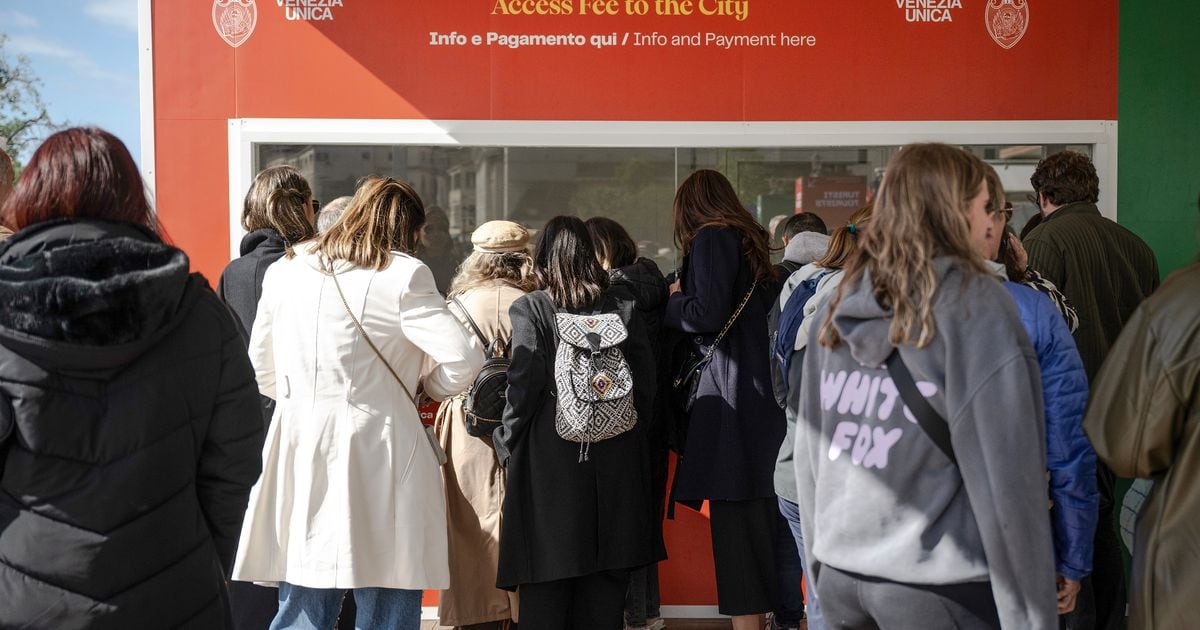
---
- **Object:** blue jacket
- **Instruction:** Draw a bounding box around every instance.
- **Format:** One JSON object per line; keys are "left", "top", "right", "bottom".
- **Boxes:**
{"left": 1005, "top": 281, "right": 1098, "bottom": 581}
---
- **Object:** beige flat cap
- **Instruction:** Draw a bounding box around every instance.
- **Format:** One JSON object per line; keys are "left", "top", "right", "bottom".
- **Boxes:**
{"left": 472, "top": 220, "right": 529, "bottom": 253}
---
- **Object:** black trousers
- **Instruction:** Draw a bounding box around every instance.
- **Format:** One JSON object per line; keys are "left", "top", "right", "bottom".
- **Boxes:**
{"left": 519, "top": 570, "right": 630, "bottom": 630}
{"left": 817, "top": 565, "right": 1000, "bottom": 630}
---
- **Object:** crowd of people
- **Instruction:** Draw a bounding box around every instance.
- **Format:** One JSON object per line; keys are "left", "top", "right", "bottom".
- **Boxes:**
{"left": 0, "top": 127, "right": 1196, "bottom": 630}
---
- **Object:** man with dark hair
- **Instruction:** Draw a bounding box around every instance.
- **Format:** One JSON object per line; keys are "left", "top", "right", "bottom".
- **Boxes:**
{"left": 1083, "top": 193, "right": 1200, "bottom": 630}
{"left": 1024, "top": 150, "right": 1159, "bottom": 630}
{"left": 776, "top": 211, "right": 828, "bottom": 245}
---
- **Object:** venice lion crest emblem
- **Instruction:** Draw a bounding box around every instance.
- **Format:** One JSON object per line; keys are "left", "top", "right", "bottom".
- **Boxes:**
{"left": 213, "top": 0, "right": 257, "bottom": 48}
{"left": 985, "top": 0, "right": 1029, "bottom": 50}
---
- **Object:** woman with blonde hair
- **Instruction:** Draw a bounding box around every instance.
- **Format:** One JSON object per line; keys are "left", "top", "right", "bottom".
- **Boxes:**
{"left": 772, "top": 202, "right": 874, "bottom": 630}
{"left": 435, "top": 220, "right": 534, "bottom": 630}
{"left": 233, "top": 176, "right": 482, "bottom": 630}
{"left": 793, "top": 144, "right": 1057, "bottom": 629}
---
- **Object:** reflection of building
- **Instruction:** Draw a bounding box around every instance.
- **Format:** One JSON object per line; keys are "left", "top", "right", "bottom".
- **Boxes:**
{"left": 253, "top": 143, "right": 1081, "bottom": 263}
{"left": 259, "top": 145, "right": 450, "bottom": 211}
{"left": 447, "top": 165, "right": 475, "bottom": 238}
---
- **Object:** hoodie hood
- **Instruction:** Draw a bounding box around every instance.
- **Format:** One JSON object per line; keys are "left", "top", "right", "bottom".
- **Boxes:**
{"left": 831, "top": 256, "right": 966, "bottom": 368}
{"left": 784, "top": 231, "right": 831, "bottom": 266}
{"left": 0, "top": 218, "right": 200, "bottom": 374}
{"left": 239, "top": 227, "right": 287, "bottom": 258}
{"left": 610, "top": 257, "right": 668, "bottom": 313}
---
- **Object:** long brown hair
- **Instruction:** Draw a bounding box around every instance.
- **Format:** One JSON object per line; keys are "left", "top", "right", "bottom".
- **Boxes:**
{"left": 314, "top": 177, "right": 425, "bottom": 271}
{"left": 819, "top": 144, "right": 988, "bottom": 349}
{"left": 1, "top": 127, "right": 154, "bottom": 232}
{"left": 585, "top": 216, "right": 638, "bottom": 270}
{"left": 243, "top": 165, "right": 315, "bottom": 256}
{"left": 533, "top": 215, "right": 610, "bottom": 310}
{"left": 815, "top": 203, "right": 874, "bottom": 270}
{"left": 672, "top": 169, "right": 774, "bottom": 283}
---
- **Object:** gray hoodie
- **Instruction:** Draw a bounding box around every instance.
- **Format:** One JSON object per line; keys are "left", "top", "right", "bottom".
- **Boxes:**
{"left": 783, "top": 231, "right": 831, "bottom": 267}
{"left": 793, "top": 257, "right": 1057, "bottom": 629}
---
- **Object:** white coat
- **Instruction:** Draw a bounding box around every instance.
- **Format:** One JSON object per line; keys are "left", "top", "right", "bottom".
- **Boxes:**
{"left": 232, "top": 244, "right": 482, "bottom": 590}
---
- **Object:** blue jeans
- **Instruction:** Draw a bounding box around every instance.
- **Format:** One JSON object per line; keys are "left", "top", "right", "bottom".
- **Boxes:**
{"left": 778, "top": 496, "right": 824, "bottom": 630}
{"left": 773, "top": 505, "right": 806, "bottom": 626}
{"left": 270, "top": 582, "right": 421, "bottom": 630}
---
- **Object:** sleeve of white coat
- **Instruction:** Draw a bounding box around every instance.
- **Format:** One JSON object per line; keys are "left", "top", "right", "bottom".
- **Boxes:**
{"left": 247, "top": 267, "right": 277, "bottom": 400}
{"left": 401, "top": 264, "right": 483, "bottom": 401}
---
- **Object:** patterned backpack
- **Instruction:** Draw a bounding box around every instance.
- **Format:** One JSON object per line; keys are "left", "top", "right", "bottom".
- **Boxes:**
{"left": 552, "top": 311, "right": 638, "bottom": 462}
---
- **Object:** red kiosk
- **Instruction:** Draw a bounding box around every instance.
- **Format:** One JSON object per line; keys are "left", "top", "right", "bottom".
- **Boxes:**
{"left": 140, "top": 0, "right": 1117, "bottom": 618}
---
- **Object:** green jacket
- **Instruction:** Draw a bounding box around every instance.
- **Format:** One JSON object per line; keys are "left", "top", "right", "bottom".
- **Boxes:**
{"left": 1023, "top": 202, "right": 1159, "bottom": 381}
{"left": 1084, "top": 263, "right": 1200, "bottom": 630}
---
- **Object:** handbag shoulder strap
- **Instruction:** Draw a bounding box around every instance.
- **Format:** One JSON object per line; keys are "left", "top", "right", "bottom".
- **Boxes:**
{"left": 884, "top": 349, "right": 957, "bottom": 465}
{"left": 321, "top": 257, "right": 417, "bottom": 408}
{"left": 704, "top": 279, "right": 758, "bottom": 359}
{"left": 451, "top": 296, "right": 496, "bottom": 357}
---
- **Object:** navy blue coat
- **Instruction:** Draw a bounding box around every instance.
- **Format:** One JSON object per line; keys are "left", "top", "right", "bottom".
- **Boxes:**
{"left": 665, "top": 227, "right": 785, "bottom": 502}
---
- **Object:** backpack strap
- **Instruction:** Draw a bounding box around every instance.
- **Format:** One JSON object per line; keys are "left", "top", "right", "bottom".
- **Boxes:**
{"left": 452, "top": 297, "right": 499, "bottom": 357}
{"left": 884, "top": 349, "right": 957, "bottom": 466}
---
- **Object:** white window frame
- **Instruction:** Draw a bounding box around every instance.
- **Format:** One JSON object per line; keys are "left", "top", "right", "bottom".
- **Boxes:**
{"left": 227, "top": 118, "right": 1118, "bottom": 260}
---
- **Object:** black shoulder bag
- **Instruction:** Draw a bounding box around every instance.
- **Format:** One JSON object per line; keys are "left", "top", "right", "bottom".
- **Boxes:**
{"left": 885, "top": 349, "right": 956, "bottom": 465}
{"left": 451, "top": 297, "right": 512, "bottom": 439}
{"left": 671, "top": 280, "right": 758, "bottom": 414}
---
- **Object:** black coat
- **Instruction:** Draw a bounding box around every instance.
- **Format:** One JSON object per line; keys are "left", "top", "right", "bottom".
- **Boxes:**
{"left": 610, "top": 258, "right": 670, "bottom": 446}
{"left": 0, "top": 220, "right": 265, "bottom": 629}
{"left": 665, "top": 226, "right": 786, "bottom": 503}
{"left": 493, "top": 288, "right": 662, "bottom": 589}
{"left": 217, "top": 228, "right": 288, "bottom": 341}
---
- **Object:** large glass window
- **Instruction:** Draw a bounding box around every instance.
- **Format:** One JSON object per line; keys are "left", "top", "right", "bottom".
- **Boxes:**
{"left": 256, "top": 142, "right": 1092, "bottom": 273}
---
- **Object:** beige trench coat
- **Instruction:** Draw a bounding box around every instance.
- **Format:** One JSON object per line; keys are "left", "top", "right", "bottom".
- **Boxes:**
{"left": 435, "top": 282, "right": 525, "bottom": 626}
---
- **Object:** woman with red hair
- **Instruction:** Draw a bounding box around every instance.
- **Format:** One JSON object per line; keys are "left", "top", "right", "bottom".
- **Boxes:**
{"left": 0, "top": 128, "right": 265, "bottom": 628}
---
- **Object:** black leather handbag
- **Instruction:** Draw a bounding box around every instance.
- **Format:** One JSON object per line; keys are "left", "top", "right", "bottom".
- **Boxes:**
{"left": 671, "top": 280, "right": 758, "bottom": 413}
{"left": 452, "top": 298, "right": 511, "bottom": 439}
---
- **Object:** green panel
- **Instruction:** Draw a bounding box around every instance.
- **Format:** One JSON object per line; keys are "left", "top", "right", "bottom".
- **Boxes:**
{"left": 1119, "top": 0, "right": 1200, "bottom": 276}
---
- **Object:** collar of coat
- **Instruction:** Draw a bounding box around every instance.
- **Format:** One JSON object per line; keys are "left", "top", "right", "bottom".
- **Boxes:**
{"left": 1042, "top": 202, "right": 1101, "bottom": 223}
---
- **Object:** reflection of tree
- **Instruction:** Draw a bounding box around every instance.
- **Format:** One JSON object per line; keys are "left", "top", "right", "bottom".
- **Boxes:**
{"left": 567, "top": 157, "right": 676, "bottom": 267}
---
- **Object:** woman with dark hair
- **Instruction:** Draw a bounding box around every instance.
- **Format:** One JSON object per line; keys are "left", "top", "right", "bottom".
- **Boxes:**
{"left": 0, "top": 127, "right": 266, "bottom": 628}
{"left": 494, "top": 216, "right": 660, "bottom": 629}
{"left": 217, "top": 167, "right": 319, "bottom": 628}
{"left": 585, "top": 216, "right": 670, "bottom": 630}
{"left": 219, "top": 165, "right": 316, "bottom": 340}
{"left": 665, "top": 169, "right": 785, "bottom": 630}
{"left": 795, "top": 144, "right": 1056, "bottom": 628}
{"left": 232, "top": 177, "right": 481, "bottom": 630}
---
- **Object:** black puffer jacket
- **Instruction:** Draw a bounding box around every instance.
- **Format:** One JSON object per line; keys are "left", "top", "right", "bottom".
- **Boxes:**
{"left": 0, "top": 219, "right": 265, "bottom": 629}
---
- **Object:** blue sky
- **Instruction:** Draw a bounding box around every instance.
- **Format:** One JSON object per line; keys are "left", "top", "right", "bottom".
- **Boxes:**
{"left": 1, "top": 0, "right": 140, "bottom": 164}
